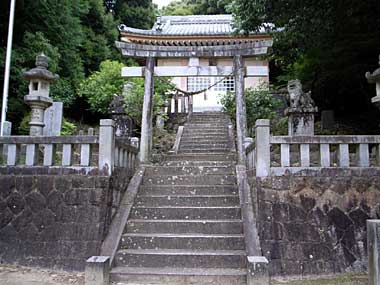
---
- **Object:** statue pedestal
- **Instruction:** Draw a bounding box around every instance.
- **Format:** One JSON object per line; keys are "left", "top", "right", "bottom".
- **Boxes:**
{"left": 285, "top": 107, "right": 318, "bottom": 136}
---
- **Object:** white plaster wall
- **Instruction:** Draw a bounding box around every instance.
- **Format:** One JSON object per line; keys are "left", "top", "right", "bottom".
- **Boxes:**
{"left": 158, "top": 57, "right": 270, "bottom": 112}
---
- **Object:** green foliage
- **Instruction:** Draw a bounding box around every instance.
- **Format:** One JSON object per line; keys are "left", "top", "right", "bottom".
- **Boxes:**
{"left": 189, "top": 0, "right": 229, "bottom": 15}
{"left": 21, "top": 32, "right": 61, "bottom": 73}
{"left": 19, "top": 113, "right": 31, "bottom": 135}
{"left": 219, "top": 87, "right": 281, "bottom": 135}
{"left": 61, "top": 119, "right": 77, "bottom": 136}
{"left": 78, "top": 60, "right": 175, "bottom": 122}
{"left": 0, "top": 0, "right": 132, "bottom": 132}
{"left": 19, "top": 113, "right": 77, "bottom": 136}
{"left": 231, "top": 0, "right": 380, "bottom": 114}
{"left": 123, "top": 78, "right": 174, "bottom": 127}
{"left": 50, "top": 79, "right": 77, "bottom": 107}
{"left": 78, "top": 60, "right": 125, "bottom": 114}
{"left": 160, "top": 0, "right": 229, "bottom": 15}
{"left": 114, "top": 0, "right": 156, "bottom": 29}
{"left": 151, "top": 127, "right": 177, "bottom": 162}
{"left": 161, "top": 1, "right": 195, "bottom": 15}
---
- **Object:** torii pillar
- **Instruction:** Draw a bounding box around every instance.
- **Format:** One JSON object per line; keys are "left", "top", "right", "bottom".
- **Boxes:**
{"left": 140, "top": 57, "right": 155, "bottom": 163}
{"left": 234, "top": 55, "right": 247, "bottom": 164}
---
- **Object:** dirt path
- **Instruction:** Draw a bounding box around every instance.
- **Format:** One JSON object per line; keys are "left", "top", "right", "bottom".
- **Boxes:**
{"left": 0, "top": 265, "right": 84, "bottom": 285}
{"left": 272, "top": 273, "right": 368, "bottom": 285}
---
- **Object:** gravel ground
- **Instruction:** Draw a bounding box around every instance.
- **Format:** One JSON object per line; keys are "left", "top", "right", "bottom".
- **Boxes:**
{"left": 0, "top": 264, "right": 84, "bottom": 285}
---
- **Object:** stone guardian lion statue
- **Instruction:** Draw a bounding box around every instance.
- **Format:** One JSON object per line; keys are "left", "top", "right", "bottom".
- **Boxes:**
{"left": 287, "top": 79, "right": 315, "bottom": 110}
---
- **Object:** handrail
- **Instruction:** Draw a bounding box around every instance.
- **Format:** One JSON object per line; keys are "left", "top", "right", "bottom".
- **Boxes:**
{"left": 245, "top": 141, "right": 255, "bottom": 154}
{"left": 0, "top": 135, "right": 99, "bottom": 144}
{"left": 253, "top": 119, "right": 380, "bottom": 177}
{"left": 271, "top": 135, "right": 380, "bottom": 144}
{"left": 115, "top": 139, "right": 139, "bottom": 154}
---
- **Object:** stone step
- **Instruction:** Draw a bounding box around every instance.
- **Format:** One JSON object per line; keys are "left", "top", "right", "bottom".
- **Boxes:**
{"left": 189, "top": 115, "right": 229, "bottom": 119}
{"left": 178, "top": 148, "right": 230, "bottom": 154}
{"left": 180, "top": 138, "right": 230, "bottom": 147}
{"left": 179, "top": 144, "right": 230, "bottom": 149}
{"left": 181, "top": 135, "right": 229, "bottom": 140}
{"left": 139, "top": 185, "right": 238, "bottom": 196}
{"left": 135, "top": 195, "right": 240, "bottom": 207}
{"left": 185, "top": 122, "right": 228, "bottom": 126}
{"left": 142, "top": 174, "right": 236, "bottom": 186}
{"left": 125, "top": 219, "right": 244, "bottom": 234}
{"left": 120, "top": 233, "right": 245, "bottom": 250}
{"left": 184, "top": 118, "right": 230, "bottom": 123}
{"left": 110, "top": 266, "right": 247, "bottom": 285}
{"left": 145, "top": 166, "right": 235, "bottom": 176}
{"left": 164, "top": 153, "right": 236, "bottom": 161}
{"left": 183, "top": 130, "right": 228, "bottom": 135}
{"left": 129, "top": 206, "right": 241, "bottom": 220}
{"left": 160, "top": 161, "right": 234, "bottom": 167}
{"left": 114, "top": 249, "right": 247, "bottom": 268}
{"left": 184, "top": 126, "right": 228, "bottom": 130}
{"left": 180, "top": 135, "right": 228, "bottom": 140}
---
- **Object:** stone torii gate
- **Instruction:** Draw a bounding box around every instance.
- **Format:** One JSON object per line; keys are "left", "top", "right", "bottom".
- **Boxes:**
{"left": 116, "top": 15, "right": 273, "bottom": 163}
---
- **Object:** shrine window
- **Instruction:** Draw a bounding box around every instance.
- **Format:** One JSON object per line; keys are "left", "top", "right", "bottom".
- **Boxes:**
{"left": 187, "top": 77, "right": 211, "bottom": 92}
{"left": 214, "top": 77, "right": 235, "bottom": 92}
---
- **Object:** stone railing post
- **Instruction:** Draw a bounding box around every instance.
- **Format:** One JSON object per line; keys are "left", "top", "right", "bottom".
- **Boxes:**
{"left": 367, "top": 220, "right": 380, "bottom": 285}
{"left": 99, "top": 119, "right": 115, "bottom": 176}
{"left": 247, "top": 256, "right": 270, "bottom": 285}
{"left": 85, "top": 256, "right": 110, "bottom": 285}
{"left": 255, "top": 119, "right": 270, "bottom": 177}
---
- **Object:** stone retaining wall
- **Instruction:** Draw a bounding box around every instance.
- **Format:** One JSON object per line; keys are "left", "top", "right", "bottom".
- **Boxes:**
{"left": 250, "top": 168, "right": 380, "bottom": 277}
{"left": 0, "top": 167, "right": 131, "bottom": 271}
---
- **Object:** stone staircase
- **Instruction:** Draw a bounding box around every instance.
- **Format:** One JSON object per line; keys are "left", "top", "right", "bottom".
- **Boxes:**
{"left": 111, "top": 112, "right": 247, "bottom": 284}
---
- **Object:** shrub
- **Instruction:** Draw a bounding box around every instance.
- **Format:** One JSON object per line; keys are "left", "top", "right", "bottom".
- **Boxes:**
{"left": 219, "top": 86, "right": 281, "bottom": 136}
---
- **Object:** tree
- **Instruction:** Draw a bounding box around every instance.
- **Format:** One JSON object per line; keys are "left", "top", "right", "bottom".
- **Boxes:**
{"left": 189, "top": 0, "right": 229, "bottom": 15}
{"left": 78, "top": 60, "right": 125, "bottom": 114}
{"left": 79, "top": 60, "right": 175, "bottom": 127}
{"left": 231, "top": 0, "right": 380, "bottom": 115}
{"left": 160, "top": 0, "right": 229, "bottom": 16}
{"left": 0, "top": 0, "right": 123, "bottom": 131}
{"left": 123, "top": 77, "right": 174, "bottom": 127}
{"left": 161, "top": 1, "right": 195, "bottom": 16}
{"left": 114, "top": 0, "right": 156, "bottom": 29}
{"left": 219, "top": 86, "right": 280, "bottom": 136}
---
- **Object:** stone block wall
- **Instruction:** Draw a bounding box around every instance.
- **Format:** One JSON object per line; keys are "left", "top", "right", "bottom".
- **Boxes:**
{"left": 0, "top": 166, "right": 132, "bottom": 271}
{"left": 250, "top": 168, "right": 380, "bottom": 277}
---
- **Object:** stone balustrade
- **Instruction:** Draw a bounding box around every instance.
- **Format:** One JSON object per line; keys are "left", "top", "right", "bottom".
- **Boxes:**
{"left": 246, "top": 119, "right": 380, "bottom": 176}
{"left": 114, "top": 138, "right": 139, "bottom": 170}
{"left": 0, "top": 119, "right": 139, "bottom": 176}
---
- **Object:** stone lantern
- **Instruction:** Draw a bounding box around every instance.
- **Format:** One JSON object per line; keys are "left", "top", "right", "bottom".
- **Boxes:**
{"left": 23, "top": 53, "right": 58, "bottom": 136}
{"left": 365, "top": 55, "right": 380, "bottom": 110}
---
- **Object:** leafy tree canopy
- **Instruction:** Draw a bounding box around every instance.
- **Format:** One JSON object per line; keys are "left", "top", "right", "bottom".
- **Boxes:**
{"left": 0, "top": 0, "right": 162, "bottom": 132}
{"left": 231, "top": 0, "right": 380, "bottom": 114}
{"left": 160, "top": 0, "right": 229, "bottom": 16}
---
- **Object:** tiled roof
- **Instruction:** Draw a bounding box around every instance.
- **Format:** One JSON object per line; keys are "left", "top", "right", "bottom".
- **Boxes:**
{"left": 154, "top": 15, "right": 233, "bottom": 36}
{"left": 119, "top": 14, "right": 267, "bottom": 37}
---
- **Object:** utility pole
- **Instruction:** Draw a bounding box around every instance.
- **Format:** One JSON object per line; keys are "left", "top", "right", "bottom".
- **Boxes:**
{"left": 1, "top": 0, "right": 16, "bottom": 136}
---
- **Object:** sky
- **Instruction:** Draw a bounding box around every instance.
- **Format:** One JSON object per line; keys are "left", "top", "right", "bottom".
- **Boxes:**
{"left": 153, "top": 0, "right": 174, "bottom": 8}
